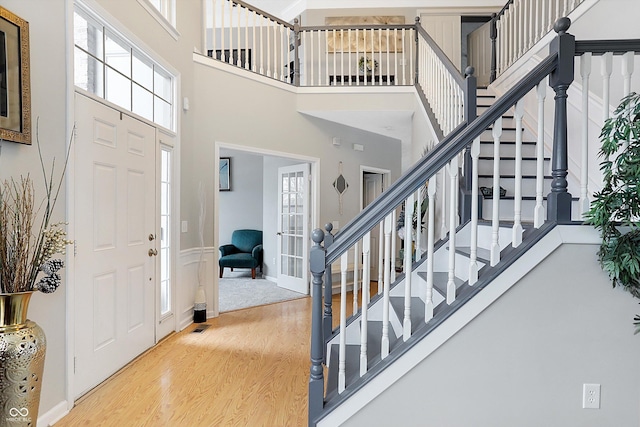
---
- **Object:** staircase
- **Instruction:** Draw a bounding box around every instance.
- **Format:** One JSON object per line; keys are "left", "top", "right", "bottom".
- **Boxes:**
{"left": 308, "top": 20, "right": 640, "bottom": 427}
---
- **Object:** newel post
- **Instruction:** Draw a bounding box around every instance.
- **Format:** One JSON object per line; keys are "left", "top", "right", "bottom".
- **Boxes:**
{"left": 322, "top": 223, "right": 334, "bottom": 345}
{"left": 293, "top": 18, "right": 301, "bottom": 87}
{"left": 460, "top": 66, "right": 478, "bottom": 223}
{"left": 489, "top": 13, "right": 497, "bottom": 83}
{"left": 309, "top": 228, "right": 326, "bottom": 425}
{"left": 547, "top": 17, "right": 575, "bottom": 223}
{"left": 414, "top": 17, "right": 421, "bottom": 84}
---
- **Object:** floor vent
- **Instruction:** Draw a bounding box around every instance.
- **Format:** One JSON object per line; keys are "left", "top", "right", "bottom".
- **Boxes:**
{"left": 192, "top": 324, "right": 211, "bottom": 333}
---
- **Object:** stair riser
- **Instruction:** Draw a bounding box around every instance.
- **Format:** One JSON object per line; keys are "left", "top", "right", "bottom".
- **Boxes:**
{"left": 477, "top": 158, "right": 550, "bottom": 176}
{"left": 481, "top": 198, "right": 584, "bottom": 222}
{"left": 478, "top": 176, "right": 552, "bottom": 196}
{"left": 480, "top": 142, "right": 538, "bottom": 158}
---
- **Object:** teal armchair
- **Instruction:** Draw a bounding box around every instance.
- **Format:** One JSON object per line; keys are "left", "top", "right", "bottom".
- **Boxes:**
{"left": 219, "top": 229, "right": 263, "bottom": 279}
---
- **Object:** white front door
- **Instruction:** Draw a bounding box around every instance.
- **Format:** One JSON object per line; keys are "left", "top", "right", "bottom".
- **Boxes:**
{"left": 74, "top": 93, "right": 157, "bottom": 397}
{"left": 277, "top": 164, "right": 310, "bottom": 294}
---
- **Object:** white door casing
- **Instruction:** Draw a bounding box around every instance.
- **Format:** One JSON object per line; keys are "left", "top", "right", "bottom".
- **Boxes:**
{"left": 362, "top": 171, "right": 385, "bottom": 279}
{"left": 277, "top": 163, "right": 310, "bottom": 294}
{"left": 74, "top": 94, "right": 157, "bottom": 397}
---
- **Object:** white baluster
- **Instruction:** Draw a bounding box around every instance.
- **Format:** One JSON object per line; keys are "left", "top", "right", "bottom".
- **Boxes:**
{"left": 235, "top": 6, "right": 241, "bottom": 67}
{"left": 259, "top": 14, "right": 264, "bottom": 75}
{"left": 220, "top": 0, "right": 226, "bottom": 62}
{"left": 556, "top": 0, "right": 561, "bottom": 21}
{"left": 211, "top": 0, "right": 217, "bottom": 58}
{"left": 229, "top": 1, "right": 234, "bottom": 64}
{"left": 252, "top": 10, "right": 257, "bottom": 72}
{"left": 353, "top": 241, "right": 359, "bottom": 314}
{"left": 513, "top": 99, "right": 524, "bottom": 247}
{"left": 378, "top": 220, "right": 384, "bottom": 294}
{"left": 602, "top": 52, "right": 613, "bottom": 122}
{"left": 540, "top": 0, "right": 547, "bottom": 40}
{"left": 244, "top": 7, "right": 249, "bottom": 70}
{"left": 332, "top": 29, "right": 336, "bottom": 85}
{"left": 391, "top": 210, "right": 397, "bottom": 282}
{"left": 401, "top": 29, "right": 406, "bottom": 85}
{"left": 393, "top": 28, "right": 398, "bottom": 85}
{"left": 386, "top": 29, "right": 391, "bottom": 85}
{"left": 622, "top": 51, "right": 634, "bottom": 97}
{"left": 409, "top": 28, "right": 414, "bottom": 86}
{"left": 534, "top": 83, "right": 547, "bottom": 228}
{"left": 378, "top": 28, "right": 383, "bottom": 85}
{"left": 381, "top": 214, "right": 392, "bottom": 359}
{"left": 339, "top": 29, "right": 344, "bottom": 86}
{"left": 415, "top": 186, "right": 423, "bottom": 260}
{"left": 446, "top": 157, "right": 458, "bottom": 305}
{"left": 348, "top": 29, "right": 352, "bottom": 86}
{"left": 440, "top": 168, "right": 448, "bottom": 238}
{"left": 360, "top": 232, "right": 370, "bottom": 376}
{"left": 280, "top": 25, "right": 285, "bottom": 81}
{"left": 267, "top": 19, "right": 272, "bottom": 77}
{"left": 425, "top": 175, "right": 436, "bottom": 322}
{"left": 580, "top": 52, "right": 592, "bottom": 215}
{"left": 355, "top": 29, "right": 360, "bottom": 86}
{"left": 338, "top": 251, "right": 348, "bottom": 394}
{"left": 469, "top": 137, "right": 480, "bottom": 285}
{"left": 403, "top": 194, "right": 415, "bottom": 341}
{"left": 491, "top": 117, "right": 502, "bottom": 266}
{"left": 325, "top": 31, "right": 330, "bottom": 85}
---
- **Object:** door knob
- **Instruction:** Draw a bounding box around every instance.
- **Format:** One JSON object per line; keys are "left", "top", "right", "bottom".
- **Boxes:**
{"left": 148, "top": 249, "right": 158, "bottom": 257}
{"left": 276, "top": 232, "right": 282, "bottom": 236}
{"left": 149, "top": 234, "right": 156, "bottom": 241}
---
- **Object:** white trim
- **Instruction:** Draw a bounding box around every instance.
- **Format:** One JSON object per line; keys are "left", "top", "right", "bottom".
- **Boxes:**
{"left": 317, "top": 225, "right": 601, "bottom": 427}
{"left": 38, "top": 400, "right": 69, "bottom": 427}
{"left": 136, "top": 0, "right": 180, "bottom": 41}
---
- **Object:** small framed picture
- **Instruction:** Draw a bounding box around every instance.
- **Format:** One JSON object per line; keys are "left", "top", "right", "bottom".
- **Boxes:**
{"left": 219, "top": 157, "right": 231, "bottom": 191}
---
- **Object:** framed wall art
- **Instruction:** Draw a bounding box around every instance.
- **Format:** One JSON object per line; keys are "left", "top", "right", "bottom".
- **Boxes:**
{"left": 0, "top": 6, "right": 30, "bottom": 145}
{"left": 219, "top": 157, "right": 231, "bottom": 191}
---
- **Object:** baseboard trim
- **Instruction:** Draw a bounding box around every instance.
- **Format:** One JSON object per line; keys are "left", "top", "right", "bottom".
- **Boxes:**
{"left": 39, "top": 400, "right": 69, "bottom": 427}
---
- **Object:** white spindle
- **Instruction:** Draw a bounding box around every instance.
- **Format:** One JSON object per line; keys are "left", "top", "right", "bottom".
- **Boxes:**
{"left": 332, "top": 29, "right": 336, "bottom": 85}
{"left": 325, "top": 31, "right": 329, "bottom": 85}
{"left": 440, "top": 168, "right": 448, "bottom": 238}
{"left": 259, "top": 14, "right": 264, "bottom": 75}
{"left": 580, "top": 52, "right": 592, "bottom": 215}
{"left": 469, "top": 137, "right": 480, "bottom": 285}
{"left": 401, "top": 29, "right": 406, "bottom": 85}
{"left": 403, "top": 194, "right": 415, "bottom": 341}
{"left": 534, "top": 83, "right": 547, "bottom": 228}
{"left": 425, "top": 176, "right": 436, "bottom": 322}
{"left": 348, "top": 29, "right": 352, "bottom": 86}
{"left": 378, "top": 28, "right": 383, "bottom": 86}
{"left": 236, "top": 6, "right": 241, "bottom": 67}
{"left": 394, "top": 29, "right": 398, "bottom": 86}
{"left": 540, "top": 0, "right": 547, "bottom": 40}
{"left": 381, "top": 214, "right": 392, "bottom": 359}
{"left": 602, "top": 52, "right": 613, "bottom": 121}
{"left": 622, "top": 51, "right": 634, "bottom": 97}
{"left": 339, "top": 29, "right": 344, "bottom": 86}
{"left": 409, "top": 28, "right": 414, "bottom": 85}
{"left": 391, "top": 210, "right": 397, "bottom": 282}
{"left": 415, "top": 186, "right": 423, "bottom": 260}
{"left": 338, "top": 251, "right": 348, "bottom": 394}
{"left": 229, "top": 1, "right": 234, "bottom": 64}
{"left": 251, "top": 10, "right": 257, "bottom": 72}
{"left": 280, "top": 25, "right": 285, "bottom": 81}
{"left": 515, "top": 0, "right": 522, "bottom": 58}
{"left": 513, "top": 100, "right": 524, "bottom": 247}
{"left": 220, "top": 0, "right": 226, "bottom": 62}
{"left": 491, "top": 117, "right": 502, "bottom": 266}
{"left": 378, "top": 220, "right": 384, "bottom": 294}
{"left": 386, "top": 29, "right": 391, "bottom": 85}
{"left": 353, "top": 241, "right": 359, "bottom": 314}
{"left": 446, "top": 157, "right": 458, "bottom": 305}
{"left": 355, "top": 29, "right": 360, "bottom": 86}
{"left": 360, "top": 232, "right": 370, "bottom": 376}
{"left": 267, "top": 19, "right": 273, "bottom": 77}
{"left": 211, "top": 0, "right": 217, "bottom": 58}
{"left": 556, "top": 0, "right": 561, "bottom": 22}
{"left": 244, "top": 7, "right": 249, "bottom": 70}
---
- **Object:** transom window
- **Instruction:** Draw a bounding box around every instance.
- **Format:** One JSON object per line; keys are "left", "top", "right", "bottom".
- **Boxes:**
{"left": 73, "top": 5, "right": 175, "bottom": 131}
{"left": 148, "top": 0, "right": 176, "bottom": 27}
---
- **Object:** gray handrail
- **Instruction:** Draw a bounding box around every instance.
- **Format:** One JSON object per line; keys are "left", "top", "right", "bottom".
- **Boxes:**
{"left": 301, "top": 24, "right": 415, "bottom": 32}
{"left": 575, "top": 39, "right": 640, "bottom": 55}
{"left": 230, "top": 0, "right": 294, "bottom": 29}
{"left": 326, "top": 53, "right": 558, "bottom": 264}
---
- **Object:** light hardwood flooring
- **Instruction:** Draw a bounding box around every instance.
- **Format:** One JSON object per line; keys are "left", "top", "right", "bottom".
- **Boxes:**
{"left": 55, "top": 285, "right": 370, "bottom": 426}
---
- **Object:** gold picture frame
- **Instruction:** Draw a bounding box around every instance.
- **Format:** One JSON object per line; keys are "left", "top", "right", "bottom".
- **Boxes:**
{"left": 0, "top": 6, "right": 30, "bottom": 145}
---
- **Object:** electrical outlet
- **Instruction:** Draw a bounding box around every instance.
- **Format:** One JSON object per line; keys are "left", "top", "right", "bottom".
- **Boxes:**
{"left": 582, "top": 383, "right": 601, "bottom": 409}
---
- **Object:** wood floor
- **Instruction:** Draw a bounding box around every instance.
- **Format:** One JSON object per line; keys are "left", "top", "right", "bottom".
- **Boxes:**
{"left": 55, "top": 286, "right": 367, "bottom": 426}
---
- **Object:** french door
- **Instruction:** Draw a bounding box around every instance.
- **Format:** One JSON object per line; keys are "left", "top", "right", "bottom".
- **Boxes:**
{"left": 277, "top": 164, "right": 310, "bottom": 294}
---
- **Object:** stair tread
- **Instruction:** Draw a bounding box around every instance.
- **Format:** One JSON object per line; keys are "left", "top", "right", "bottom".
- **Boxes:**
{"left": 479, "top": 156, "right": 551, "bottom": 161}
{"left": 457, "top": 246, "right": 492, "bottom": 264}
{"left": 417, "top": 271, "right": 465, "bottom": 297}
{"left": 478, "top": 174, "right": 552, "bottom": 179}
{"left": 326, "top": 344, "right": 361, "bottom": 399}
{"left": 389, "top": 296, "right": 426, "bottom": 334}
{"left": 480, "top": 139, "right": 537, "bottom": 145}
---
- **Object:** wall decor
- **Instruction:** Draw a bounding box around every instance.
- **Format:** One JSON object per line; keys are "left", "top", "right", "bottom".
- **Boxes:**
{"left": 0, "top": 6, "right": 30, "bottom": 145}
{"left": 219, "top": 157, "right": 231, "bottom": 191}
{"left": 325, "top": 16, "right": 404, "bottom": 53}
{"left": 333, "top": 161, "right": 349, "bottom": 215}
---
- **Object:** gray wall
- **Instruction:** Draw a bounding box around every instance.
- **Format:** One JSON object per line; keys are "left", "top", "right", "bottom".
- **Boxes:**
{"left": 345, "top": 243, "right": 640, "bottom": 427}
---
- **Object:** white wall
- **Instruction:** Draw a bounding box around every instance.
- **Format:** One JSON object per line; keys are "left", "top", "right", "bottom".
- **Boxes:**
{"left": 344, "top": 243, "right": 640, "bottom": 426}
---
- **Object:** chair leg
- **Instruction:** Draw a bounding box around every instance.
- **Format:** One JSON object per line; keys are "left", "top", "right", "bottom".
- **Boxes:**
{"left": 251, "top": 268, "right": 256, "bottom": 279}
{"left": 219, "top": 267, "right": 223, "bottom": 278}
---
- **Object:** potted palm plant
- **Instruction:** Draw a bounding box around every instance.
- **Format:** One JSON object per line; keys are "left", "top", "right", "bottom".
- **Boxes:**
{"left": 584, "top": 91, "right": 640, "bottom": 331}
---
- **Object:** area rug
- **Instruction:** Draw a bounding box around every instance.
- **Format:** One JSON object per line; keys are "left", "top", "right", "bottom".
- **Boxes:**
{"left": 219, "top": 272, "right": 307, "bottom": 312}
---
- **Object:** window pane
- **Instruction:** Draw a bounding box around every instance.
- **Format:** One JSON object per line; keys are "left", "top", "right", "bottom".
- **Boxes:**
{"left": 162, "top": 150, "right": 170, "bottom": 181}
{"left": 74, "top": 47, "right": 104, "bottom": 97}
{"left": 133, "top": 83, "right": 153, "bottom": 121}
{"left": 154, "top": 67, "right": 172, "bottom": 102}
{"left": 74, "top": 11, "right": 103, "bottom": 59}
{"left": 154, "top": 96, "right": 171, "bottom": 129}
{"left": 133, "top": 51, "right": 153, "bottom": 90}
{"left": 105, "top": 31, "right": 131, "bottom": 77}
{"left": 105, "top": 67, "right": 131, "bottom": 110}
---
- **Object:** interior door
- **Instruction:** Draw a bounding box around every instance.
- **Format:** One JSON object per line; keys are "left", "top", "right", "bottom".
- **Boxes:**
{"left": 277, "top": 164, "right": 310, "bottom": 294}
{"left": 74, "top": 93, "right": 157, "bottom": 397}
{"left": 363, "top": 172, "right": 384, "bottom": 279}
